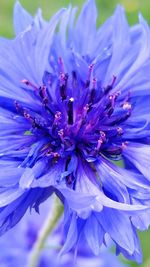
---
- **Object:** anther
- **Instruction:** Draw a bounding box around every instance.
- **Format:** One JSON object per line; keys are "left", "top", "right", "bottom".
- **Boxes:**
{"left": 94, "top": 131, "right": 106, "bottom": 154}
{"left": 52, "top": 152, "right": 60, "bottom": 158}
{"left": 111, "top": 75, "right": 117, "bottom": 87}
{"left": 59, "top": 73, "right": 68, "bottom": 101}
{"left": 54, "top": 111, "right": 61, "bottom": 122}
{"left": 51, "top": 112, "right": 61, "bottom": 134}
{"left": 21, "top": 79, "right": 38, "bottom": 91}
{"left": 109, "top": 91, "right": 120, "bottom": 104}
{"left": 123, "top": 102, "right": 132, "bottom": 111}
{"left": 85, "top": 64, "right": 94, "bottom": 88}
{"left": 60, "top": 73, "right": 66, "bottom": 81}
{"left": 46, "top": 149, "right": 52, "bottom": 156}
{"left": 46, "top": 151, "right": 60, "bottom": 158}
{"left": 14, "top": 101, "right": 20, "bottom": 112}
{"left": 58, "top": 57, "right": 68, "bottom": 101}
{"left": 96, "top": 138, "right": 103, "bottom": 151}
{"left": 39, "top": 86, "right": 49, "bottom": 105}
{"left": 104, "top": 75, "right": 117, "bottom": 94}
{"left": 23, "top": 111, "right": 31, "bottom": 119}
{"left": 89, "top": 78, "right": 97, "bottom": 105}
{"left": 89, "top": 64, "right": 94, "bottom": 73}
{"left": 100, "top": 131, "right": 106, "bottom": 142}
{"left": 107, "top": 91, "right": 120, "bottom": 116}
{"left": 58, "top": 129, "right": 64, "bottom": 142}
{"left": 53, "top": 112, "right": 61, "bottom": 129}
{"left": 117, "top": 127, "right": 123, "bottom": 135}
{"left": 39, "top": 85, "right": 48, "bottom": 106}
{"left": 121, "top": 142, "right": 128, "bottom": 149}
{"left": 23, "top": 112, "right": 39, "bottom": 128}
{"left": 83, "top": 104, "right": 90, "bottom": 118}
{"left": 58, "top": 57, "right": 65, "bottom": 74}
{"left": 68, "top": 98, "right": 74, "bottom": 125}
{"left": 92, "top": 78, "right": 97, "bottom": 89}
{"left": 39, "top": 85, "right": 46, "bottom": 98}
{"left": 23, "top": 111, "right": 39, "bottom": 128}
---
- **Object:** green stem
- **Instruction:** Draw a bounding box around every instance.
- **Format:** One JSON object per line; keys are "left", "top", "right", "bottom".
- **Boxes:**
{"left": 28, "top": 195, "right": 63, "bottom": 267}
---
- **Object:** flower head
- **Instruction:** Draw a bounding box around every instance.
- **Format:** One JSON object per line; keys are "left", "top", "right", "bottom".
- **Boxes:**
{"left": 0, "top": 0, "right": 150, "bottom": 264}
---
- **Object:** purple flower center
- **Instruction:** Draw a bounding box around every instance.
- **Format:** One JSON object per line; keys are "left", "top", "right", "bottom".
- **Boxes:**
{"left": 15, "top": 58, "right": 132, "bottom": 167}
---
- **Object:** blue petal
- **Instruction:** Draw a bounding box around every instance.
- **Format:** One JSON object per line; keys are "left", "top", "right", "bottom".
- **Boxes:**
{"left": 114, "top": 14, "right": 150, "bottom": 94}
{"left": 84, "top": 213, "right": 104, "bottom": 255}
{"left": 104, "top": 5, "right": 130, "bottom": 84}
{"left": 13, "top": 1, "right": 33, "bottom": 35}
{"left": 116, "top": 228, "right": 142, "bottom": 264}
{"left": 59, "top": 6, "right": 72, "bottom": 48}
{"left": 123, "top": 96, "right": 150, "bottom": 140}
{"left": 35, "top": 8, "right": 65, "bottom": 82}
{"left": 31, "top": 159, "right": 66, "bottom": 188}
{"left": 0, "top": 187, "right": 25, "bottom": 207}
{"left": 96, "top": 157, "right": 150, "bottom": 193}
{"left": 74, "top": 160, "right": 148, "bottom": 214}
{"left": 91, "top": 16, "right": 113, "bottom": 59}
{"left": 96, "top": 208, "right": 135, "bottom": 255}
{"left": 122, "top": 142, "right": 150, "bottom": 181}
{"left": 131, "top": 198, "right": 150, "bottom": 231}
{"left": 0, "top": 167, "right": 23, "bottom": 187}
{"left": 19, "top": 168, "right": 35, "bottom": 189}
{"left": 60, "top": 213, "right": 78, "bottom": 255}
{"left": 0, "top": 37, "right": 40, "bottom": 106}
{"left": 74, "top": 0, "right": 97, "bottom": 53}
{"left": 96, "top": 159, "right": 130, "bottom": 204}
{"left": 57, "top": 187, "right": 96, "bottom": 217}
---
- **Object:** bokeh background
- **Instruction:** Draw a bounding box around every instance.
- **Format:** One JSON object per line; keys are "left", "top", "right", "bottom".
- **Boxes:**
{"left": 0, "top": 0, "right": 150, "bottom": 266}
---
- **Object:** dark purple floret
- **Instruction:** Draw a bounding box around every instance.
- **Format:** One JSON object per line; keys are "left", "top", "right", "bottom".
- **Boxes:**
{"left": 15, "top": 60, "right": 132, "bottom": 181}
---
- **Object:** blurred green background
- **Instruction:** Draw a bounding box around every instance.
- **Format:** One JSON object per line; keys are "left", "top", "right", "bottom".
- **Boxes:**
{"left": 1, "top": 0, "right": 150, "bottom": 37}
{"left": 0, "top": 0, "right": 150, "bottom": 266}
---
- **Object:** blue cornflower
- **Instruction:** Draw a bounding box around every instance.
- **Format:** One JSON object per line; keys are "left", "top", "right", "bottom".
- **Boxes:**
{"left": 0, "top": 200, "right": 127, "bottom": 267}
{"left": 0, "top": 0, "right": 150, "bottom": 264}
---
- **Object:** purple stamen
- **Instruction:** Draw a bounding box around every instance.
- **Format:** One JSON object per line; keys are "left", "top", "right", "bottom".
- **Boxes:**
{"left": 21, "top": 79, "right": 38, "bottom": 91}
{"left": 68, "top": 98, "right": 74, "bottom": 125}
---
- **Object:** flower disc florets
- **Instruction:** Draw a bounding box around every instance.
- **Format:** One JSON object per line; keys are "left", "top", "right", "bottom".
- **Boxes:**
{"left": 16, "top": 61, "right": 131, "bottom": 177}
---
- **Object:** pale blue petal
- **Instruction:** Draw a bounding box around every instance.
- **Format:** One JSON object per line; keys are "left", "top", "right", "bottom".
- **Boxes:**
{"left": 13, "top": 1, "right": 33, "bottom": 35}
